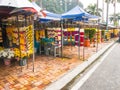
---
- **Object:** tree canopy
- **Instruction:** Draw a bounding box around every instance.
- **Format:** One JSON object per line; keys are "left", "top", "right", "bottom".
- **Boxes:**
{"left": 85, "top": 4, "right": 102, "bottom": 16}
{"left": 105, "top": 0, "right": 120, "bottom": 3}
{"left": 109, "top": 13, "right": 120, "bottom": 25}
{"left": 35, "top": 0, "right": 83, "bottom": 14}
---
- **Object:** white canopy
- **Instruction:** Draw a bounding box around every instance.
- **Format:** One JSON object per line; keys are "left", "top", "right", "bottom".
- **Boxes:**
{"left": 31, "top": 2, "right": 41, "bottom": 12}
{"left": 31, "top": 2, "right": 43, "bottom": 18}
{"left": 40, "top": 16, "right": 61, "bottom": 21}
{"left": 0, "top": 0, "right": 34, "bottom": 8}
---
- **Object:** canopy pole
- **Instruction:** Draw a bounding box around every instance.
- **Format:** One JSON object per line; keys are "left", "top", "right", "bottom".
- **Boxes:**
{"left": 61, "top": 19, "right": 63, "bottom": 58}
{"left": 78, "top": 23, "right": 81, "bottom": 60}
{"left": 83, "top": 19, "right": 85, "bottom": 61}
{"left": 71, "top": 23, "right": 74, "bottom": 51}
{"left": 29, "top": 15, "right": 35, "bottom": 72}
{"left": 16, "top": 15, "right": 22, "bottom": 72}
{"left": 24, "top": 15, "right": 29, "bottom": 69}
{"left": 96, "top": 25, "right": 99, "bottom": 52}
{"left": 32, "top": 17, "right": 35, "bottom": 72}
{"left": 96, "top": 0, "right": 99, "bottom": 52}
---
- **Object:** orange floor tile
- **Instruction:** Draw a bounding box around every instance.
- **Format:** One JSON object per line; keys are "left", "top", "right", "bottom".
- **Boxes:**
{"left": 0, "top": 40, "right": 115, "bottom": 90}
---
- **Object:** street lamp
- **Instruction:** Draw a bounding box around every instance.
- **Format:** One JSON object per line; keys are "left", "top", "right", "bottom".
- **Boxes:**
{"left": 65, "top": 0, "right": 67, "bottom": 12}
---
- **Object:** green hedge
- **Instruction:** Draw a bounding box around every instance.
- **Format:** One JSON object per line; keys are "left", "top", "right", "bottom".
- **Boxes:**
{"left": 84, "top": 28, "right": 96, "bottom": 42}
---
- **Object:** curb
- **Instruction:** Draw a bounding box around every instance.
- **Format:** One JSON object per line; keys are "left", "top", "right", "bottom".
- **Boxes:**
{"left": 44, "top": 41, "right": 116, "bottom": 90}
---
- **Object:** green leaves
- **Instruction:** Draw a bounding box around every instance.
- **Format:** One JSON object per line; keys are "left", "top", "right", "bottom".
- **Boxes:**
{"left": 84, "top": 28, "right": 96, "bottom": 42}
{"left": 109, "top": 13, "right": 120, "bottom": 25}
{"left": 36, "top": 0, "right": 83, "bottom": 14}
{"left": 105, "top": 0, "right": 120, "bottom": 3}
{"left": 85, "top": 4, "right": 102, "bottom": 16}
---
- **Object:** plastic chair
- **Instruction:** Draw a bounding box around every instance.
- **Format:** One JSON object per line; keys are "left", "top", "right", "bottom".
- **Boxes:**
{"left": 54, "top": 46, "right": 61, "bottom": 57}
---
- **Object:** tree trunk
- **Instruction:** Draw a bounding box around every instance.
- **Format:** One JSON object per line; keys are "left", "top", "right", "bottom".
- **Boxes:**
{"left": 97, "top": 0, "right": 99, "bottom": 16}
{"left": 102, "top": 0, "right": 105, "bottom": 22}
{"left": 113, "top": 0, "right": 117, "bottom": 26}
{"left": 40, "top": 0, "right": 43, "bottom": 8}
{"left": 64, "top": 0, "right": 67, "bottom": 12}
{"left": 106, "top": 0, "right": 109, "bottom": 31}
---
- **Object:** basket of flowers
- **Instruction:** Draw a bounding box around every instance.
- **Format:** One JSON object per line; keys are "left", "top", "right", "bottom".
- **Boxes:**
{"left": 13, "top": 48, "right": 28, "bottom": 66}
{"left": 0, "top": 48, "right": 14, "bottom": 65}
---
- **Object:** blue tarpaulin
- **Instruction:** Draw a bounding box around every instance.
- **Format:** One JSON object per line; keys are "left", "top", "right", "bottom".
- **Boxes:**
{"left": 62, "top": 6, "right": 84, "bottom": 19}
{"left": 36, "top": 4, "right": 99, "bottom": 22}
{"left": 45, "top": 11, "right": 61, "bottom": 19}
{"left": 31, "top": 2, "right": 61, "bottom": 22}
{"left": 62, "top": 5, "right": 99, "bottom": 20}
{"left": 39, "top": 10, "right": 61, "bottom": 22}
{"left": 39, "top": 18, "right": 51, "bottom": 23}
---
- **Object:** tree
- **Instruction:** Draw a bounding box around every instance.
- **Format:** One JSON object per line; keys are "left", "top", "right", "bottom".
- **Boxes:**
{"left": 105, "top": 0, "right": 120, "bottom": 26}
{"left": 66, "top": 0, "right": 83, "bottom": 12}
{"left": 102, "top": 0, "right": 105, "bottom": 22}
{"left": 85, "top": 4, "right": 102, "bottom": 16}
{"left": 35, "top": 0, "right": 83, "bottom": 14}
{"left": 109, "top": 13, "right": 120, "bottom": 26}
{"left": 111, "top": 0, "right": 120, "bottom": 26}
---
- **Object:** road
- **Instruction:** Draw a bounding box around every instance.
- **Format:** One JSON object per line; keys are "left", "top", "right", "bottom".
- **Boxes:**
{"left": 70, "top": 43, "right": 120, "bottom": 90}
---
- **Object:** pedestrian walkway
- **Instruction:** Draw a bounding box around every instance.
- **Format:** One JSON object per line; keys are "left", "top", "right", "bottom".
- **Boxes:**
{"left": 0, "top": 39, "right": 116, "bottom": 90}
{"left": 78, "top": 43, "right": 120, "bottom": 90}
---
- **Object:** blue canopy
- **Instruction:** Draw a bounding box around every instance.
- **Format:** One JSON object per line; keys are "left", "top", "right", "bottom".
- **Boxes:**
{"left": 62, "top": 6, "right": 84, "bottom": 19}
{"left": 82, "top": 10, "right": 99, "bottom": 19}
{"left": 39, "top": 18, "right": 51, "bottom": 23}
{"left": 39, "top": 5, "right": 99, "bottom": 22}
{"left": 40, "top": 10, "right": 61, "bottom": 20}
{"left": 31, "top": 2, "right": 61, "bottom": 21}
{"left": 45, "top": 11, "right": 61, "bottom": 19}
{"left": 62, "top": 5, "right": 99, "bottom": 20}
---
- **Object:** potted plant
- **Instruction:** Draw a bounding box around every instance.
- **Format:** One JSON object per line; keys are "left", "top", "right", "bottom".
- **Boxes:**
{"left": 19, "top": 52, "right": 27, "bottom": 66}
{"left": 13, "top": 48, "right": 28, "bottom": 66}
{"left": 84, "top": 28, "right": 90, "bottom": 47}
{"left": 0, "top": 49, "right": 14, "bottom": 65}
{"left": 84, "top": 28, "right": 90, "bottom": 40}
{"left": 89, "top": 28, "right": 96, "bottom": 43}
{"left": 101, "top": 30, "right": 105, "bottom": 42}
{"left": 19, "top": 56, "right": 27, "bottom": 66}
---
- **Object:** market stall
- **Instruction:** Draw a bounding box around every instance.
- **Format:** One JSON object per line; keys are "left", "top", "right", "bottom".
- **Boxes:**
{"left": 0, "top": 15, "right": 35, "bottom": 67}
{"left": 31, "top": 3, "right": 62, "bottom": 57}
{"left": 61, "top": 5, "right": 99, "bottom": 60}
{"left": 0, "top": 0, "right": 39, "bottom": 73}
{"left": 34, "top": 22, "right": 62, "bottom": 57}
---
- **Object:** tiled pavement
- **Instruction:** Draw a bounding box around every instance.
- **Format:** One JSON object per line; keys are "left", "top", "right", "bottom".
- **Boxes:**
{"left": 0, "top": 39, "right": 116, "bottom": 90}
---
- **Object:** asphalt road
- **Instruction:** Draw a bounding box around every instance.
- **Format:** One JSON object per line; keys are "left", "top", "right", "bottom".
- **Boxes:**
{"left": 77, "top": 43, "right": 120, "bottom": 90}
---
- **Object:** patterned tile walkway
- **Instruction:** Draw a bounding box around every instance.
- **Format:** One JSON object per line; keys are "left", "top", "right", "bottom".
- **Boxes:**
{"left": 0, "top": 40, "right": 115, "bottom": 90}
